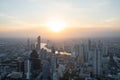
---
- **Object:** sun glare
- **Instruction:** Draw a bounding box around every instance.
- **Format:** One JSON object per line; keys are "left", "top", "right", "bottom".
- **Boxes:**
{"left": 47, "top": 19, "right": 66, "bottom": 32}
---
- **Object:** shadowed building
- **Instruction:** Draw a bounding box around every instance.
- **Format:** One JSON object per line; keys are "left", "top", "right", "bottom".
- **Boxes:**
{"left": 30, "top": 50, "right": 41, "bottom": 71}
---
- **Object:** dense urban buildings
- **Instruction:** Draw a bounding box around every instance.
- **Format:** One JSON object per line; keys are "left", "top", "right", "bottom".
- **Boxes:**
{"left": 0, "top": 36, "right": 120, "bottom": 80}
{"left": 0, "top": 0, "right": 120, "bottom": 80}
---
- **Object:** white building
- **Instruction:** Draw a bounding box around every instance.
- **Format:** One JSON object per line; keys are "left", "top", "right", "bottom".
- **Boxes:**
{"left": 24, "top": 59, "right": 31, "bottom": 80}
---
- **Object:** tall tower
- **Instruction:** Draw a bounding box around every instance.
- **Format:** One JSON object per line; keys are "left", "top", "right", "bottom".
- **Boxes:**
{"left": 79, "top": 44, "right": 84, "bottom": 63}
{"left": 93, "top": 48, "right": 102, "bottom": 76}
{"left": 51, "top": 47, "right": 57, "bottom": 80}
{"left": 51, "top": 47, "right": 56, "bottom": 72}
{"left": 36, "top": 36, "right": 41, "bottom": 50}
{"left": 27, "top": 38, "right": 30, "bottom": 51}
{"left": 88, "top": 39, "right": 92, "bottom": 51}
{"left": 24, "top": 59, "right": 31, "bottom": 80}
{"left": 82, "top": 44, "right": 89, "bottom": 63}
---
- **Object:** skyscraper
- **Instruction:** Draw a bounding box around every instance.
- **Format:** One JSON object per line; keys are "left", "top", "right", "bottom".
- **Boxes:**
{"left": 30, "top": 50, "right": 41, "bottom": 71}
{"left": 51, "top": 47, "right": 57, "bottom": 80}
{"left": 27, "top": 38, "right": 30, "bottom": 51}
{"left": 82, "top": 44, "right": 89, "bottom": 63}
{"left": 93, "top": 48, "right": 102, "bottom": 76}
{"left": 88, "top": 39, "right": 92, "bottom": 51}
{"left": 79, "top": 44, "right": 84, "bottom": 63}
{"left": 36, "top": 36, "right": 41, "bottom": 50}
{"left": 24, "top": 59, "right": 31, "bottom": 80}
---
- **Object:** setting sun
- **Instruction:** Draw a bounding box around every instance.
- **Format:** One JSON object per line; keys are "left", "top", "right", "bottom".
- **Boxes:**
{"left": 46, "top": 19, "right": 66, "bottom": 32}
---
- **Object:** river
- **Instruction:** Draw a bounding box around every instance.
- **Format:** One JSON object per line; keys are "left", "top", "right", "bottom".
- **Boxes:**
{"left": 41, "top": 43, "right": 71, "bottom": 55}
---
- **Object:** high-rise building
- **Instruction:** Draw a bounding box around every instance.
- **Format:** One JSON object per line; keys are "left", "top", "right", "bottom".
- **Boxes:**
{"left": 73, "top": 44, "right": 79, "bottom": 57}
{"left": 73, "top": 44, "right": 85, "bottom": 64}
{"left": 88, "top": 39, "right": 92, "bottom": 51}
{"left": 24, "top": 59, "right": 31, "bottom": 80}
{"left": 17, "top": 57, "right": 24, "bottom": 72}
{"left": 79, "top": 44, "right": 84, "bottom": 63}
{"left": 30, "top": 50, "right": 41, "bottom": 71}
{"left": 27, "top": 38, "right": 30, "bottom": 51}
{"left": 93, "top": 48, "right": 102, "bottom": 76}
{"left": 83, "top": 44, "right": 89, "bottom": 63}
{"left": 102, "top": 46, "right": 108, "bottom": 56}
{"left": 24, "top": 49, "right": 41, "bottom": 79}
{"left": 42, "top": 60, "right": 50, "bottom": 80}
{"left": 51, "top": 47, "right": 57, "bottom": 80}
{"left": 36, "top": 36, "right": 41, "bottom": 50}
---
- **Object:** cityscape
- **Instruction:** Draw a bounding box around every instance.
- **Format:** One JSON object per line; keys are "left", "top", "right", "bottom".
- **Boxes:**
{"left": 0, "top": 37, "right": 120, "bottom": 80}
{"left": 0, "top": 0, "right": 120, "bottom": 80}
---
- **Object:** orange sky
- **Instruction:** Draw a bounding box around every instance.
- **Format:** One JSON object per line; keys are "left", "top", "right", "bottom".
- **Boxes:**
{"left": 0, "top": 26, "right": 119, "bottom": 40}
{"left": 0, "top": 0, "right": 120, "bottom": 39}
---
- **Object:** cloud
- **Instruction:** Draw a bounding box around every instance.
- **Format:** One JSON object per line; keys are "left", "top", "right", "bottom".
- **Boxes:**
{"left": 0, "top": 13, "right": 17, "bottom": 20}
{"left": 0, "top": 13, "right": 44, "bottom": 27}
{"left": 105, "top": 18, "right": 116, "bottom": 23}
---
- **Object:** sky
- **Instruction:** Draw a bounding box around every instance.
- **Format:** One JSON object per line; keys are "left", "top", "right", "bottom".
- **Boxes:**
{"left": 0, "top": 0, "right": 120, "bottom": 39}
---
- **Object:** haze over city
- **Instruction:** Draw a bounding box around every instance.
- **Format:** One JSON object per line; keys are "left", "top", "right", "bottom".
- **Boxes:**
{"left": 0, "top": 0, "right": 120, "bottom": 39}
{"left": 1, "top": 0, "right": 120, "bottom": 80}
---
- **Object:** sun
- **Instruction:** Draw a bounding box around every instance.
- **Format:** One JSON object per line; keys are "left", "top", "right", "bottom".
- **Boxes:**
{"left": 47, "top": 19, "right": 66, "bottom": 32}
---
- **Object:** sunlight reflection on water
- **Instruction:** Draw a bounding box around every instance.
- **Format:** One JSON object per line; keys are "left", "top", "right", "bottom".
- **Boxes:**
{"left": 41, "top": 43, "right": 71, "bottom": 55}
